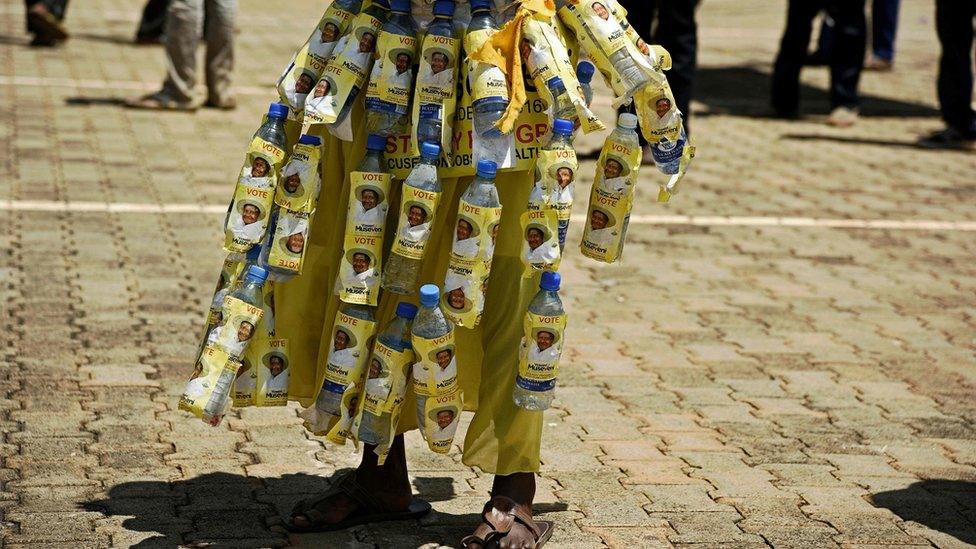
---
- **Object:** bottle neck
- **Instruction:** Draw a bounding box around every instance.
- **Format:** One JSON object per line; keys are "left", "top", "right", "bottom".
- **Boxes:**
{"left": 420, "top": 155, "right": 439, "bottom": 165}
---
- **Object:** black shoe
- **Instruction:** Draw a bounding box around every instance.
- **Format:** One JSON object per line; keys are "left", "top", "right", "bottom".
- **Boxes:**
{"left": 27, "top": 3, "right": 68, "bottom": 41}
{"left": 918, "top": 128, "right": 976, "bottom": 151}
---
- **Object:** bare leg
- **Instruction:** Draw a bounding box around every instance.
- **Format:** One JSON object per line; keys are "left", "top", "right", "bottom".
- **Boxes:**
{"left": 290, "top": 435, "right": 412, "bottom": 527}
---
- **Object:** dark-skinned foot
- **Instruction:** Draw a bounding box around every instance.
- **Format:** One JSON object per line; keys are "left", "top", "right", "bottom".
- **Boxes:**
{"left": 289, "top": 471, "right": 412, "bottom": 528}
{"left": 463, "top": 473, "right": 553, "bottom": 548}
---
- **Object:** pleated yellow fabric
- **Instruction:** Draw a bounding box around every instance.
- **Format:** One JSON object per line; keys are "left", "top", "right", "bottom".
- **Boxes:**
{"left": 275, "top": 101, "right": 544, "bottom": 475}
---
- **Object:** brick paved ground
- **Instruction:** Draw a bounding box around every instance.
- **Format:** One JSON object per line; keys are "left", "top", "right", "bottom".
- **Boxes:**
{"left": 1, "top": 0, "right": 975, "bottom": 547}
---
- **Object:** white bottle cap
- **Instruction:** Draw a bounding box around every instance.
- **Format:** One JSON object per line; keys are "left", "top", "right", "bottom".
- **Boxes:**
{"left": 618, "top": 113, "right": 639, "bottom": 129}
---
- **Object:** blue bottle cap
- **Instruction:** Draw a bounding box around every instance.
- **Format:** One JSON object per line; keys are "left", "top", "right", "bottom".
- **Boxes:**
{"left": 390, "top": 0, "right": 410, "bottom": 12}
{"left": 268, "top": 102, "right": 289, "bottom": 119}
{"left": 366, "top": 134, "right": 387, "bottom": 151}
{"left": 576, "top": 61, "right": 595, "bottom": 84}
{"left": 420, "top": 141, "right": 441, "bottom": 159}
{"left": 471, "top": 0, "right": 492, "bottom": 11}
{"left": 419, "top": 284, "right": 440, "bottom": 307}
{"left": 540, "top": 271, "right": 560, "bottom": 291}
{"left": 476, "top": 159, "right": 497, "bottom": 178}
{"left": 396, "top": 302, "right": 419, "bottom": 319}
{"left": 553, "top": 119, "right": 574, "bottom": 136}
{"left": 298, "top": 134, "right": 321, "bottom": 146}
{"left": 433, "top": 0, "right": 455, "bottom": 16}
{"left": 246, "top": 265, "right": 269, "bottom": 282}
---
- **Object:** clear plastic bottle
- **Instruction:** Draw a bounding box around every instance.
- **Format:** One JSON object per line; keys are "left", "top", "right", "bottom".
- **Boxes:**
{"left": 609, "top": 48, "right": 651, "bottom": 97}
{"left": 328, "top": 0, "right": 391, "bottom": 128}
{"left": 513, "top": 271, "right": 565, "bottom": 411}
{"left": 412, "top": 284, "right": 454, "bottom": 427}
{"left": 545, "top": 75, "right": 576, "bottom": 121}
{"left": 313, "top": 304, "right": 376, "bottom": 417}
{"left": 546, "top": 118, "right": 575, "bottom": 250}
{"left": 462, "top": 158, "right": 501, "bottom": 211}
{"left": 651, "top": 128, "right": 687, "bottom": 176}
{"left": 360, "top": 133, "right": 387, "bottom": 172}
{"left": 609, "top": 113, "right": 641, "bottom": 166}
{"left": 256, "top": 102, "right": 289, "bottom": 150}
{"left": 358, "top": 302, "right": 418, "bottom": 447}
{"left": 365, "top": 0, "right": 417, "bottom": 136}
{"left": 415, "top": 1, "right": 456, "bottom": 145}
{"left": 576, "top": 61, "right": 595, "bottom": 107}
{"left": 202, "top": 265, "right": 268, "bottom": 424}
{"left": 383, "top": 141, "right": 442, "bottom": 295}
{"left": 467, "top": 0, "right": 508, "bottom": 140}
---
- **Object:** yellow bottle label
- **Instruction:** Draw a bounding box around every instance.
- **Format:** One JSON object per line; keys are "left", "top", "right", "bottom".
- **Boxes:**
{"left": 412, "top": 328, "right": 461, "bottom": 454}
{"left": 443, "top": 198, "right": 501, "bottom": 328}
{"left": 366, "top": 32, "right": 419, "bottom": 109}
{"left": 179, "top": 345, "right": 238, "bottom": 418}
{"left": 267, "top": 209, "right": 311, "bottom": 275}
{"left": 390, "top": 183, "right": 441, "bottom": 260}
{"left": 520, "top": 207, "right": 561, "bottom": 275}
{"left": 223, "top": 137, "right": 284, "bottom": 253}
{"left": 465, "top": 29, "right": 508, "bottom": 106}
{"left": 517, "top": 312, "right": 567, "bottom": 389}
{"left": 274, "top": 140, "right": 321, "bottom": 212}
{"left": 253, "top": 337, "right": 290, "bottom": 406}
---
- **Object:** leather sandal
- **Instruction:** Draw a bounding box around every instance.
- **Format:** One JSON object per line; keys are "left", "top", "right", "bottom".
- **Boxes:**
{"left": 461, "top": 495, "right": 554, "bottom": 549}
{"left": 284, "top": 470, "right": 431, "bottom": 533}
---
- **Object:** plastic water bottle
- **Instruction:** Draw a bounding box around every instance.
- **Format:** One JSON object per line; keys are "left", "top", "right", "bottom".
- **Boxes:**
{"left": 329, "top": 0, "right": 390, "bottom": 128}
{"left": 468, "top": 0, "right": 508, "bottom": 140}
{"left": 256, "top": 102, "right": 289, "bottom": 149}
{"left": 415, "top": 1, "right": 456, "bottom": 145}
{"left": 609, "top": 113, "right": 641, "bottom": 172}
{"left": 513, "top": 272, "right": 565, "bottom": 411}
{"left": 577, "top": 61, "right": 595, "bottom": 107}
{"left": 463, "top": 158, "right": 501, "bottom": 214}
{"left": 313, "top": 304, "right": 376, "bottom": 417}
{"left": 545, "top": 76, "right": 576, "bottom": 121}
{"left": 546, "top": 119, "right": 575, "bottom": 249}
{"left": 202, "top": 265, "right": 268, "bottom": 424}
{"left": 358, "top": 302, "right": 417, "bottom": 447}
{"left": 412, "top": 284, "right": 454, "bottom": 426}
{"left": 361, "top": 133, "right": 387, "bottom": 172}
{"left": 610, "top": 48, "right": 651, "bottom": 96}
{"left": 383, "top": 142, "right": 441, "bottom": 295}
{"left": 365, "top": 0, "right": 417, "bottom": 136}
{"left": 651, "top": 128, "right": 687, "bottom": 176}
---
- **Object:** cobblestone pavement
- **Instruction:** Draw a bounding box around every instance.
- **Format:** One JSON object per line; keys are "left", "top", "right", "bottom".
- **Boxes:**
{"left": 2, "top": 0, "right": 975, "bottom": 547}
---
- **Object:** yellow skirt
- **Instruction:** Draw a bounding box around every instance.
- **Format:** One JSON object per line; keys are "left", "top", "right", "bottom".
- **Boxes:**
{"left": 276, "top": 107, "right": 544, "bottom": 475}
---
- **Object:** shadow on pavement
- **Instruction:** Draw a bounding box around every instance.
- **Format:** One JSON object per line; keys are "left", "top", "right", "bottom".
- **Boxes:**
{"left": 82, "top": 470, "right": 567, "bottom": 548}
{"left": 870, "top": 480, "right": 976, "bottom": 545}
{"left": 695, "top": 65, "right": 941, "bottom": 118}
{"left": 781, "top": 133, "right": 925, "bottom": 149}
{"left": 65, "top": 97, "right": 129, "bottom": 106}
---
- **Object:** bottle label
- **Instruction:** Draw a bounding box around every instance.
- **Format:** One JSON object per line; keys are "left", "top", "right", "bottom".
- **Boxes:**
{"left": 212, "top": 296, "right": 264, "bottom": 359}
{"left": 303, "top": 12, "right": 383, "bottom": 126}
{"left": 323, "top": 309, "right": 378, "bottom": 390}
{"left": 274, "top": 140, "right": 322, "bottom": 212}
{"left": 348, "top": 339, "right": 412, "bottom": 462}
{"left": 276, "top": 4, "right": 355, "bottom": 109}
{"left": 224, "top": 136, "right": 285, "bottom": 254}
{"left": 179, "top": 345, "right": 239, "bottom": 418}
{"left": 338, "top": 171, "right": 391, "bottom": 306}
{"left": 443, "top": 198, "right": 502, "bottom": 328}
{"left": 534, "top": 148, "right": 577, "bottom": 220}
{"left": 411, "top": 330, "right": 462, "bottom": 454}
{"left": 267, "top": 209, "right": 311, "bottom": 275}
{"left": 521, "top": 17, "right": 604, "bottom": 134}
{"left": 365, "top": 31, "right": 419, "bottom": 111}
{"left": 556, "top": 2, "right": 655, "bottom": 98}
{"left": 465, "top": 29, "right": 508, "bottom": 107}
{"left": 633, "top": 84, "right": 684, "bottom": 144}
{"left": 519, "top": 207, "right": 561, "bottom": 275}
{"left": 411, "top": 32, "right": 461, "bottom": 155}
{"left": 593, "top": 136, "right": 641, "bottom": 199}
{"left": 390, "top": 183, "right": 441, "bottom": 260}
{"left": 516, "top": 311, "right": 567, "bottom": 392}
{"left": 252, "top": 337, "right": 290, "bottom": 407}
{"left": 231, "top": 359, "right": 257, "bottom": 408}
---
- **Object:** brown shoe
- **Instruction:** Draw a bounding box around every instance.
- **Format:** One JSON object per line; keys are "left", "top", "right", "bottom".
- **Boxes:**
{"left": 204, "top": 96, "right": 237, "bottom": 110}
{"left": 125, "top": 93, "right": 197, "bottom": 112}
{"left": 27, "top": 3, "right": 68, "bottom": 41}
{"left": 864, "top": 56, "right": 893, "bottom": 72}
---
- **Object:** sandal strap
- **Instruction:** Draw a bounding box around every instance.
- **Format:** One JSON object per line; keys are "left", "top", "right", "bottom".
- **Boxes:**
{"left": 488, "top": 495, "right": 543, "bottom": 540}
{"left": 334, "top": 469, "right": 394, "bottom": 514}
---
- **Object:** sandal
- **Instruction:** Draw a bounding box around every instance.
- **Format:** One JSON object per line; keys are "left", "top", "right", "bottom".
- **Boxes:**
{"left": 461, "top": 495, "right": 554, "bottom": 549}
{"left": 284, "top": 470, "right": 431, "bottom": 533}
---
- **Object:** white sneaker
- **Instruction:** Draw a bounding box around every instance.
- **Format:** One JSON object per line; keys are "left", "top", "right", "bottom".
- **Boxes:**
{"left": 827, "top": 106, "right": 859, "bottom": 128}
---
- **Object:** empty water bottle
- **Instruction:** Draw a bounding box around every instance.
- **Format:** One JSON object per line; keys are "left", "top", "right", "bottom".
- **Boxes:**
{"left": 202, "top": 265, "right": 268, "bottom": 424}
{"left": 383, "top": 141, "right": 442, "bottom": 295}
{"left": 411, "top": 284, "right": 455, "bottom": 429}
{"left": 313, "top": 304, "right": 376, "bottom": 417}
{"left": 513, "top": 271, "right": 566, "bottom": 411}
{"left": 467, "top": 0, "right": 508, "bottom": 140}
{"left": 651, "top": 127, "right": 687, "bottom": 176}
{"left": 545, "top": 75, "right": 576, "bottom": 121}
{"left": 358, "top": 302, "right": 417, "bottom": 447}
{"left": 415, "top": 0, "right": 456, "bottom": 145}
{"left": 364, "top": 0, "right": 417, "bottom": 136}
{"left": 577, "top": 61, "right": 595, "bottom": 107}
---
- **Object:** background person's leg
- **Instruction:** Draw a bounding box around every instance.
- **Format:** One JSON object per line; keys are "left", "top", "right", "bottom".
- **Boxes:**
{"left": 935, "top": 0, "right": 976, "bottom": 137}
{"left": 653, "top": 0, "right": 699, "bottom": 133}
{"left": 871, "top": 0, "right": 900, "bottom": 62}
{"left": 203, "top": 0, "right": 237, "bottom": 107}
{"left": 826, "top": 0, "right": 866, "bottom": 110}
{"left": 136, "top": 0, "right": 171, "bottom": 43}
{"left": 160, "top": 0, "right": 204, "bottom": 105}
{"left": 772, "top": 0, "right": 823, "bottom": 116}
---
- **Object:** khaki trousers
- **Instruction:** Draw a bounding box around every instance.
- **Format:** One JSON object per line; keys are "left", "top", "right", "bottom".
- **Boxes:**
{"left": 161, "top": 0, "right": 237, "bottom": 104}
